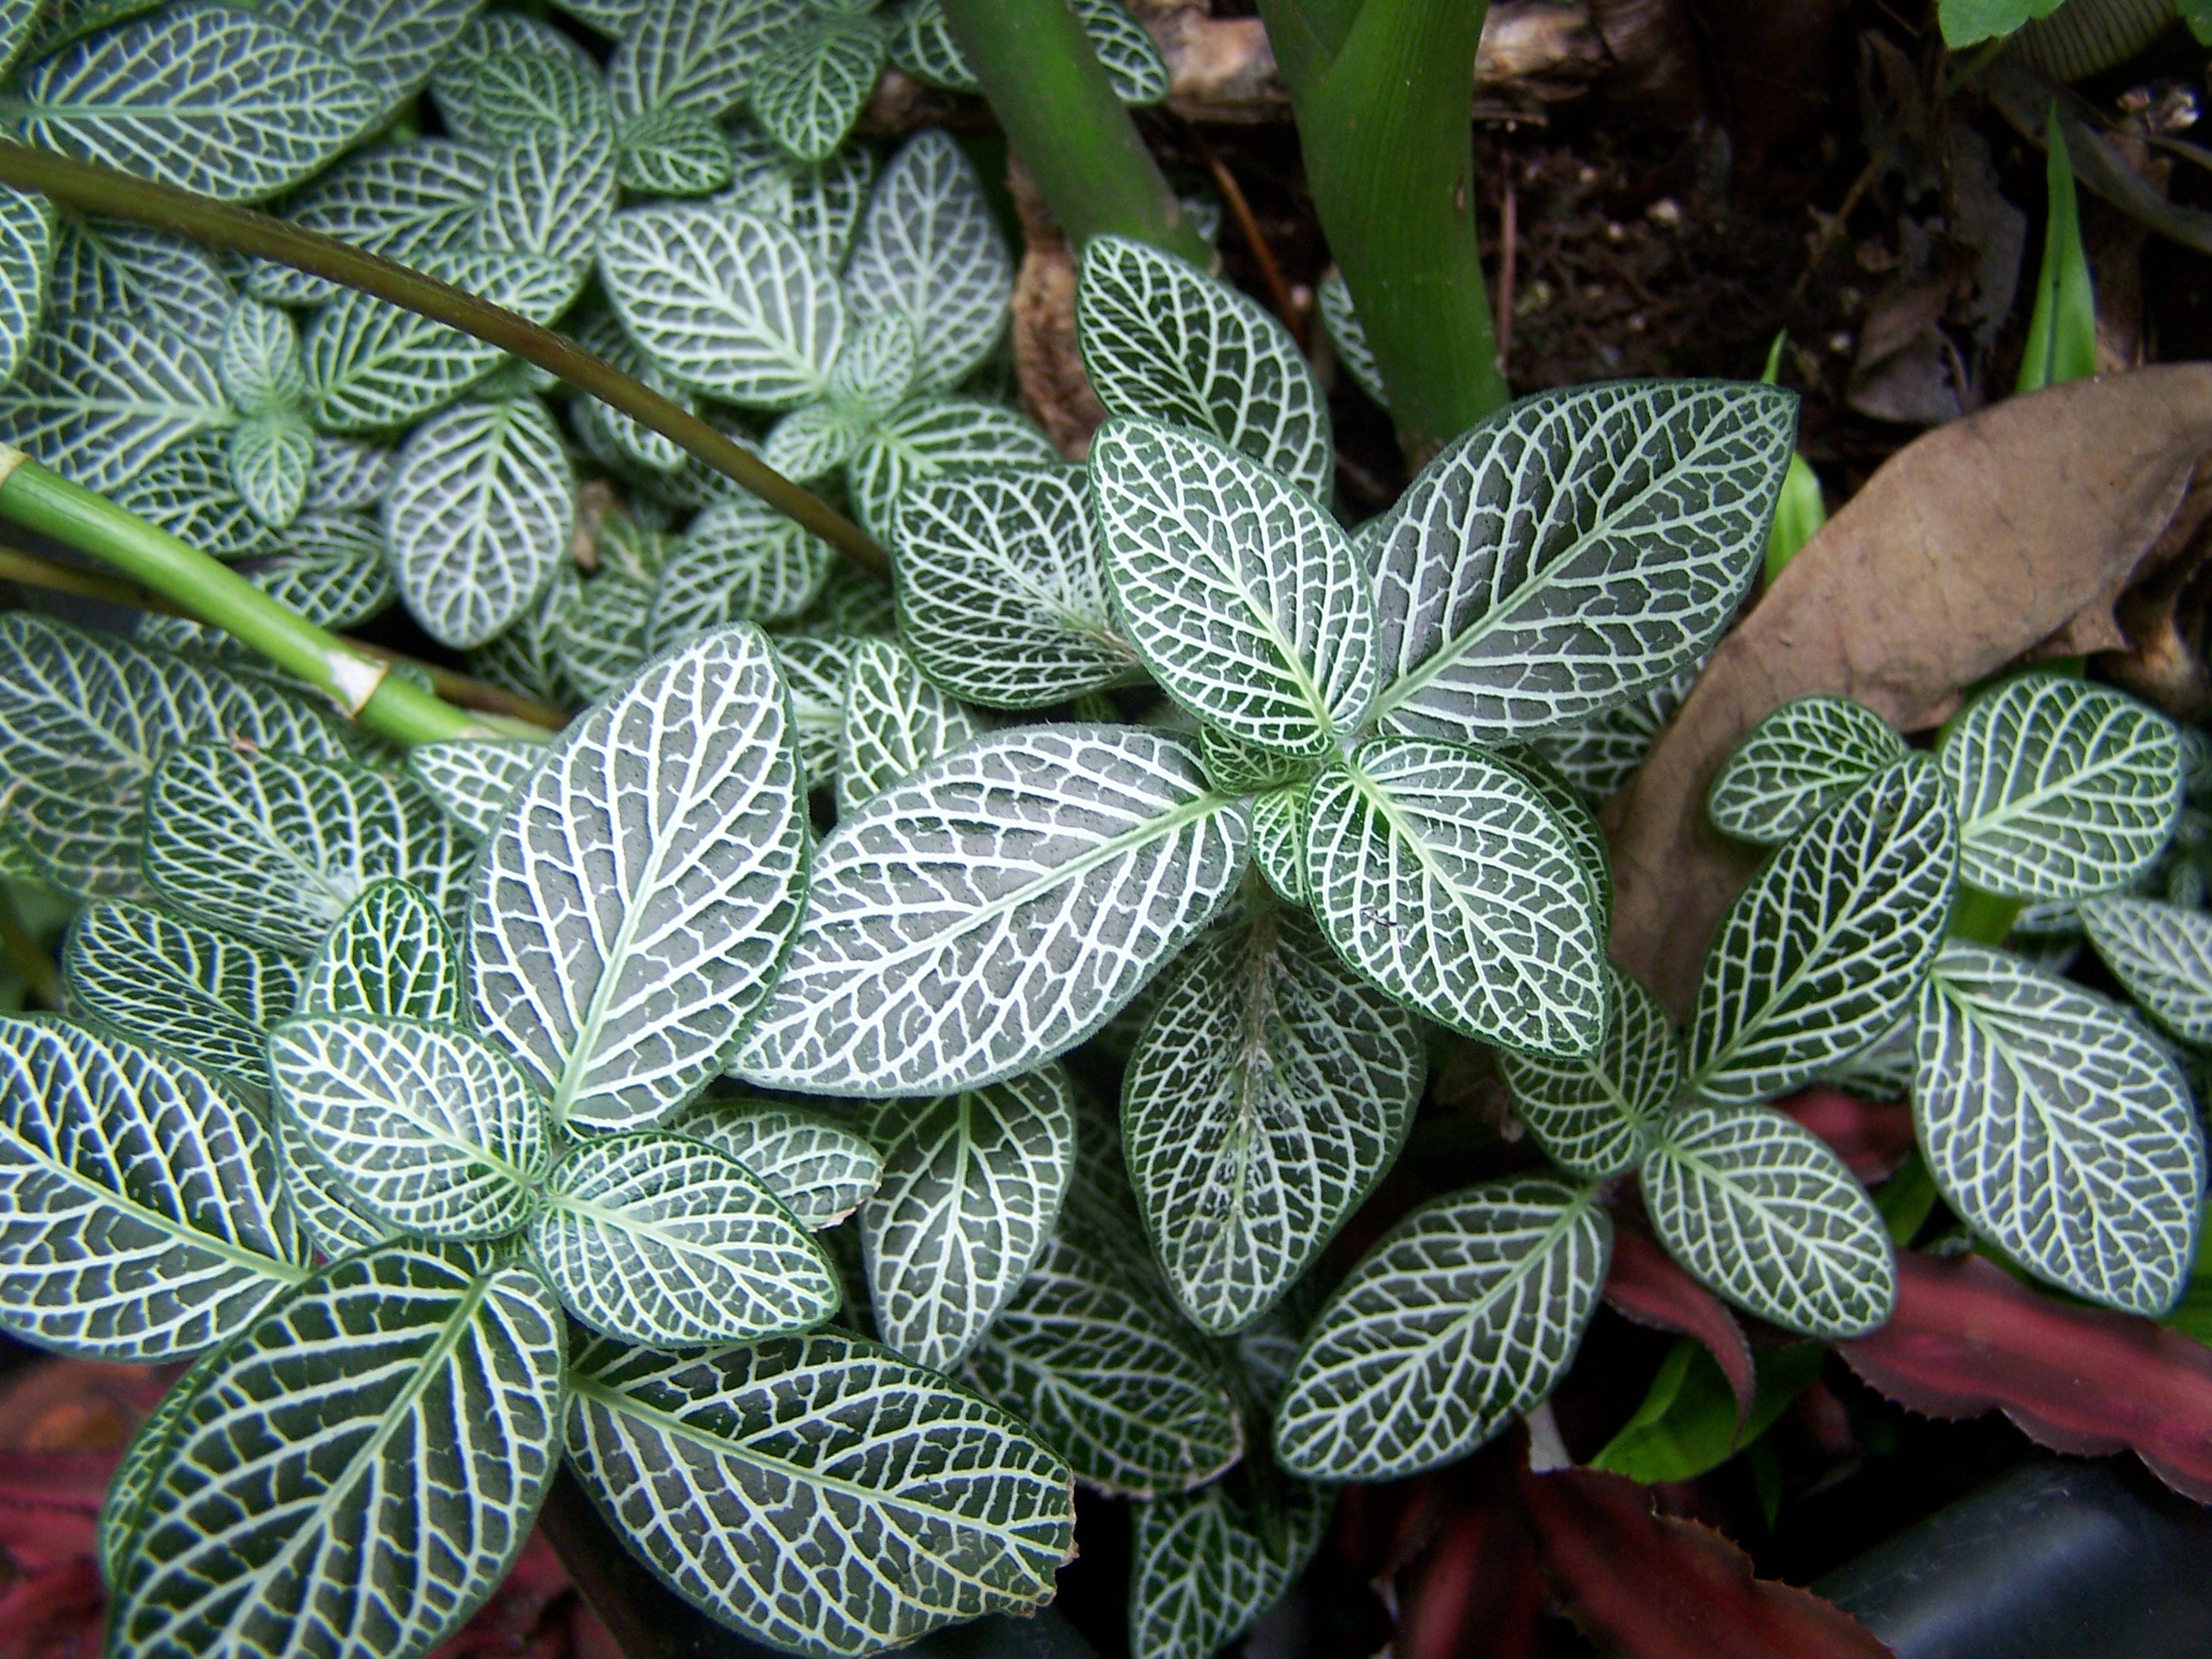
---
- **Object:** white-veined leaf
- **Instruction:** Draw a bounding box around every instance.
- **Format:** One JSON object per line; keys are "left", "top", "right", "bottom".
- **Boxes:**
{"left": 430, "top": 9, "right": 599, "bottom": 140}
{"left": 565, "top": 1329, "right": 1074, "bottom": 1656}
{"left": 47, "top": 213, "right": 232, "bottom": 346}
{"left": 1073, "top": 0, "right": 1170, "bottom": 103}
{"left": 0, "top": 313, "right": 229, "bottom": 494}
{"left": 554, "top": 568, "right": 656, "bottom": 705}
{"left": 98, "top": 1332, "right": 226, "bottom": 1592}
{"left": 1124, "top": 904, "right": 1423, "bottom": 1334}
{"left": 1525, "top": 660, "right": 1699, "bottom": 803}
{"left": 723, "top": 118, "right": 877, "bottom": 269}
{"left": 617, "top": 103, "right": 737, "bottom": 195}
{"left": 258, "top": 0, "right": 480, "bottom": 114}
{"left": 225, "top": 412, "right": 313, "bottom": 528}
{"left": 299, "top": 878, "right": 464, "bottom": 1024}
{"left": 1316, "top": 271, "right": 1385, "bottom": 408}
{"left": 469, "top": 566, "right": 576, "bottom": 708}
{"left": 0, "top": 1018, "right": 303, "bottom": 1361}
{"left": 1642, "top": 1103, "right": 1895, "bottom": 1336}
{"left": 470, "top": 627, "right": 808, "bottom": 1130}
{"left": 858, "top": 1066, "right": 1074, "bottom": 1370}
{"left": 112, "top": 1246, "right": 562, "bottom": 1659}
{"left": 1197, "top": 726, "right": 1312, "bottom": 795}
{"left": 1939, "top": 672, "right": 2182, "bottom": 901}
{"left": 6, "top": 7, "right": 380, "bottom": 203}
{"left": 665, "top": 1098, "right": 883, "bottom": 1226}
{"left": 1915, "top": 943, "right": 2205, "bottom": 1315}
{"left": 64, "top": 899, "right": 302, "bottom": 1081}
{"left": 144, "top": 744, "right": 472, "bottom": 956}
{"left": 1367, "top": 381, "right": 1792, "bottom": 740}
{"left": 847, "top": 395, "right": 1057, "bottom": 541}
{"left": 461, "top": 43, "right": 612, "bottom": 143}
{"left": 846, "top": 130, "right": 1011, "bottom": 392}
{"left": 1687, "top": 756, "right": 1957, "bottom": 1105}
{"left": 1129, "top": 1463, "right": 1331, "bottom": 1659}
{"left": 1707, "top": 694, "right": 1907, "bottom": 845}
{"left": 736, "top": 726, "right": 1247, "bottom": 1097}
{"left": 1491, "top": 741, "right": 1611, "bottom": 933}
{"left": 112, "top": 431, "right": 280, "bottom": 561}
{"left": 1077, "top": 235, "right": 1329, "bottom": 497}
{"left": 531, "top": 1130, "right": 839, "bottom": 1344}
{"left": 305, "top": 435, "right": 392, "bottom": 512}
{"left": 247, "top": 137, "right": 494, "bottom": 307}
{"left": 246, "top": 509, "right": 393, "bottom": 630}
{"left": 565, "top": 304, "right": 698, "bottom": 477}
{"left": 887, "top": 0, "right": 975, "bottom": 88}
{"left": 2081, "top": 896, "right": 2212, "bottom": 1042}
{"left": 800, "top": 560, "right": 900, "bottom": 638}
{"left": 966, "top": 1229, "right": 1243, "bottom": 1497}
{"left": 1500, "top": 963, "right": 1681, "bottom": 1179}
{"left": 772, "top": 631, "right": 862, "bottom": 789}
{"left": 1247, "top": 782, "right": 1308, "bottom": 903}
{"left": 1273, "top": 1176, "right": 1609, "bottom": 1480}
{"left": 269, "top": 1014, "right": 548, "bottom": 1239}
{"left": 0, "top": 185, "right": 52, "bottom": 388}
{"left": 764, "top": 400, "right": 866, "bottom": 485}
{"left": 1092, "top": 416, "right": 1376, "bottom": 756}
{"left": 748, "top": 7, "right": 884, "bottom": 163}
{"left": 480, "top": 125, "right": 620, "bottom": 270}
{"left": 605, "top": 0, "right": 806, "bottom": 125}
{"left": 274, "top": 1103, "right": 398, "bottom": 1257}
{"left": 1305, "top": 736, "right": 1606, "bottom": 1056}
{"left": 826, "top": 311, "right": 921, "bottom": 428}
{"left": 405, "top": 738, "right": 544, "bottom": 840}
{"left": 836, "top": 636, "right": 985, "bottom": 816}
{"left": 891, "top": 464, "right": 1146, "bottom": 708}
{"left": 649, "top": 496, "right": 835, "bottom": 644}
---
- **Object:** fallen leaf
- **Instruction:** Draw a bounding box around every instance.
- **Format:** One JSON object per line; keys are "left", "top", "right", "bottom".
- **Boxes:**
{"left": 1606, "top": 1223, "right": 1757, "bottom": 1423}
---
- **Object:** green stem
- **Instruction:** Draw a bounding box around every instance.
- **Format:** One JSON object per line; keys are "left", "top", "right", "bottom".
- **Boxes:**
{"left": 1261, "top": 0, "right": 1510, "bottom": 460}
{"left": 0, "top": 139, "right": 891, "bottom": 582}
{"left": 938, "top": 0, "right": 1211, "bottom": 264}
{"left": 0, "top": 452, "right": 501, "bottom": 746}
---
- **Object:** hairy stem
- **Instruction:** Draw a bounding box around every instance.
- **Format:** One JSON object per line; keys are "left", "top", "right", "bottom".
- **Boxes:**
{"left": 938, "top": 0, "right": 1211, "bottom": 264}
{"left": 0, "top": 139, "right": 891, "bottom": 581}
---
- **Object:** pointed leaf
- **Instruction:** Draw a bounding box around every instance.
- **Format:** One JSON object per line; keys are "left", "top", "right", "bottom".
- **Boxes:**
{"left": 299, "top": 879, "right": 464, "bottom": 1024}
{"left": 763, "top": 398, "right": 866, "bottom": 483}
{"left": 2081, "top": 896, "right": 2212, "bottom": 1042}
{"left": 554, "top": 568, "right": 655, "bottom": 704}
{"left": 846, "top": 130, "right": 1011, "bottom": 391}
{"left": 1501, "top": 963, "right": 1683, "bottom": 1179}
{"left": 836, "top": 636, "right": 986, "bottom": 816}
{"left": 479, "top": 125, "right": 619, "bottom": 270}
{"left": 274, "top": 1105, "right": 397, "bottom": 1258}
{"left": 406, "top": 738, "right": 544, "bottom": 840}
{"left": 726, "top": 119, "right": 877, "bottom": 269}
{"left": 665, "top": 1099, "right": 883, "bottom": 1227}
{"left": 617, "top": 104, "right": 737, "bottom": 195}
{"left": 1709, "top": 695, "right": 1908, "bottom": 845}
{"left": 63, "top": 900, "right": 302, "bottom": 1082}
{"left": 888, "top": 0, "right": 976, "bottom": 90}
{"left": 1248, "top": 781, "right": 1308, "bottom": 903}
{"left": 226, "top": 412, "right": 313, "bottom": 529}
{"left": 216, "top": 295, "right": 305, "bottom": 414}
{"left": 1316, "top": 272, "right": 1384, "bottom": 408}
{"left": 0, "top": 313, "right": 229, "bottom": 494}
{"left": 749, "top": 9, "right": 883, "bottom": 163}
{"left": 1073, "top": 0, "right": 1170, "bottom": 103}
{"left": 848, "top": 395, "right": 1057, "bottom": 541}
{"left": 246, "top": 509, "right": 394, "bottom": 630}
{"left": 1130, "top": 1466, "right": 1332, "bottom": 1659}
{"left": 824, "top": 310, "right": 921, "bottom": 427}
{"left": 460, "top": 43, "right": 613, "bottom": 143}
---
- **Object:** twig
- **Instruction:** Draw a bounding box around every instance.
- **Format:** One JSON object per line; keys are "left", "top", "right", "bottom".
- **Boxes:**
{"left": 1789, "top": 126, "right": 1904, "bottom": 306}
{"left": 1187, "top": 123, "right": 1305, "bottom": 349}
{"left": 1497, "top": 163, "right": 1519, "bottom": 379}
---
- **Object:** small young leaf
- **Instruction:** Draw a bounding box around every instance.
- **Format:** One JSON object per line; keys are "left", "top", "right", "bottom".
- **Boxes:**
{"left": 763, "top": 398, "right": 866, "bottom": 483}
{"left": 888, "top": 0, "right": 976, "bottom": 89}
{"left": 1073, "top": 0, "right": 1171, "bottom": 104}
{"left": 665, "top": 1099, "right": 884, "bottom": 1226}
{"left": 748, "top": 7, "right": 884, "bottom": 163}
{"left": 299, "top": 878, "right": 464, "bottom": 1024}
{"left": 825, "top": 311, "right": 921, "bottom": 427}
{"left": 773, "top": 631, "right": 864, "bottom": 789}
{"left": 1248, "top": 781, "right": 1309, "bottom": 903}
{"left": 225, "top": 412, "right": 314, "bottom": 529}
{"left": 406, "top": 738, "right": 544, "bottom": 840}
{"left": 50, "top": 213, "right": 232, "bottom": 346}
{"left": 836, "top": 637, "right": 986, "bottom": 815}
{"left": 479, "top": 125, "right": 620, "bottom": 270}
{"left": 1707, "top": 695, "right": 1907, "bottom": 845}
{"left": 847, "top": 395, "right": 1058, "bottom": 540}
{"left": 846, "top": 130, "right": 1012, "bottom": 392}
{"left": 64, "top": 900, "right": 302, "bottom": 1082}
{"left": 259, "top": 0, "right": 480, "bottom": 116}
{"left": 462, "top": 44, "right": 613, "bottom": 143}
{"left": 727, "top": 118, "right": 878, "bottom": 269}
{"left": 1501, "top": 963, "right": 1683, "bottom": 1179}
{"left": 0, "top": 313, "right": 231, "bottom": 495}
{"left": 1526, "top": 661, "right": 1700, "bottom": 803}
{"left": 0, "top": 185, "right": 51, "bottom": 387}
{"left": 2081, "top": 896, "right": 2212, "bottom": 1043}
{"left": 216, "top": 296, "right": 306, "bottom": 415}
{"left": 112, "top": 434, "right": 280, "bottom": 562}
{"left": 554, "top": 568, "right": 656, "bottom": 704}
{"left": 1130, "top": 1463, "right": 1332, "bottom": 1659}
{"left": 248, "top": 136, "right": 494, "bottom": 307}
{"left": 617, "top": 103, "right": 738, "bottom": 195}
{"left": 649, "top": 496, "right": 836, "bottom": 644}
{"left": 1316, "top": 271, "right": 1385, "bottom": 408}
{"left": 1273, "top": 1177, "right": 1611, "bottom": 1481}
{"left": 604, "top": 0, "right": 803, "bottom": 126}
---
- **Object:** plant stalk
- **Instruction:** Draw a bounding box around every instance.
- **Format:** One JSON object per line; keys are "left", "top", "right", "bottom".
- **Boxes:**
{"left": 937, "top": 0, "right": 1212, "bottom": 264}
{"left": 0, "top": 139, "right": 891, "bottom": 582}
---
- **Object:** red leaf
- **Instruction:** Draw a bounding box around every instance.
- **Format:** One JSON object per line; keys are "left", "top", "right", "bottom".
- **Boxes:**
{"left": 1605, "top": 1224, "right": 1757, "bottom": 1421}
{"left": 1395, "top": 1492, "right": 1543, "bottom": 1659}
{"left": 1838, "top": 1250, "right": 2212, "bottom": 1501}
{"left": 0, "top": 1558, "right": 106, "bottom": 1659}
{"left": 1512, "top": 1462, "right": 1894, "bottom": 1659}
{"left": 1778, "top": 1089, "right": 1915, "bottom": 1184}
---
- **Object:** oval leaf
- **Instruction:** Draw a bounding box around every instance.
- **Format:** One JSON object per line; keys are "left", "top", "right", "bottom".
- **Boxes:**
{"left": 1707, "top": 694, "right": 1909, "bottom": 845}
{"left": 665, "top": 1099, "right": 884, "bottom": 1227}
{"left": 1501, "top": 963, "right": 1683, "bottom": 1179}
{"left": 845, "top": 129, "right": 1011, "bottom": 392}
{"left": 1130, "top": 1464, "right": 1332, "bottom": 1659}
{"left": 64, "top": 900, "right": 302, "bottom": 1082}
{"left": 298, "top": 878, "right": 463, "bottom": 1024}
{"left": 835, "top": 636, "right": 985, "bottom": 816}
{"left": 2081, "top": 896, "right": 2212, "bottom": 1043}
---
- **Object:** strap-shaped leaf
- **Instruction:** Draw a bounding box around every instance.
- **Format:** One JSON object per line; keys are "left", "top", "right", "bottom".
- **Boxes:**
{"left": 1708, "top": 695, "right": 1907, "bottom": 845}
{"left": 1939, "top": 672, "right": 2182, "bottom": 900}
{"left": 1125, "top": 906, "right": 1423, "bottom": 1335}
{"left": 144, "top": 744, "right": 472, "bottom": 957}
{"left": 966, "top": 1230, "right": 1244, "bottom": 1497}
{"left": 891, "top": 464, "right": 1146, "bottom": 709}
{"left": 9, "top": 6, "right": 380, "bottom": 203}
{"left": 480, "top": 125, "right": 620, "bottom": 270}
{"left": 665, "top": 1099, "right": 884, "bottom": 1227}
{"left": 737, "top": 726, "right": 1247, "bottom": 1097}
{"left": 0, "top": 1018, "right": 303, "bottom": 1361}
{"left": 748, "top": 7, "right": 883, "bottom": 163}
{"left": 1247, "top": 781, "right": 1308, "bottom": 904}
{"left": 859, "top": 1066, "right": 1075, "bottom": 1371}
{"left": 1316, "top": 271, "right": 1385, "bottom": 408}
{"left": 1687, "top": 757, "right": 1957, "bottom": 1106}
{"left": 565, "top": 1329, "right": 1074, "bottom": 1656}
{"left": 1073, "top": 0, "right": 1170, "bottom": 103}
{"left": 2081, "top": 896, "right": 2212, "bottom": 1042}
{"left": 1914, "top": 944, "right": 2205, "bottom": 1315}
{"left": 112, "top": 1246, "right": 563, "bottom": 1659}
{"left": 772, "top": 631, "right": 862, "bottom": 789}
{"left": 64, "top": 900, "right": 302, "bottom": 1082}
{"left": 1092, "top": 416, "right": 1377, "bottom": 756}
{"left": 300, "top": 879, "right": 464, "bottom": 1024}
{"left": 1642, "top": 1103, "right": 1895, "bottom": 1337}
{"left": 1367, "top": 381, "right": 1792, "bottom": 739}
{"left": 530, "top": 1130, "right": 839, "bottom": 1344}
{"left": 846, "top": 130, "right": 1011, "bottom": 392}
{"left": 1273, "top": 1176, "right": 1610, "bottom": 1481}
{"left": 406, "top": 738, "right": 543, "bottom": 841}
{"left": 259, "top": 0, "right": 479, "bottom": 113}
{"left": 1500, "top": 963, "right": 1682, "bottom": 1179}
{"left": 471, "top": 627, "right": 807, "bottom": 1130}
{"left": 1077, "top": 235, "right": 1330, "bottom": 498}
{"left": 49, "top": 213, "right": 232, "bottom": 348}
{"left": 599, "top": 201, "right": 845, "bottom": 407}
{"left": 1305, "top": 736, "right": 1607, "bottom": 1056}
{"left": 848, "top": 395, "right": 1058, "bottom": 541}
{"left": 248, "top": 137, "right": 494, "bottom": 307}
{"left": 0, "top": 185, "right": 52, "bottom": 388}
{"left": 836, "top": 637, "right": 985, "bottom": 816}
{"left": 0, "top": 313, "right": 229, "bottom": 494}
{"left": 247, "top": 510, "right": 394, "bottom": 630}
{"left": 605, "top": 0, "right": 804, "bottom": 125}
{"left": 1130, "top": 1464, "right": 1331, "bottom": 1659}
{"left": 269, "top": 1015, "right": 549, "bottom": 1240}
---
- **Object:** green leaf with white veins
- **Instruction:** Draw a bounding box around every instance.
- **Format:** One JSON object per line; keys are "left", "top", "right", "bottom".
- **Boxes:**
{"left": 1915, "top": 944, "right": 2205, "bottom": 1315}
{"left": 1073, "top": 0, "right": 1171, "bottom": 103}
{"left": 4, "top": 7, "right": 380, "bottom": 203}
{"left": 433, "top": 9, "right": 599, "bottom": 139}
{"left": 1710, "top": 695, "right": 1908, "bottom": 845}
{"left": 1501, "top": 963, "right": 1682, "bottom": 1179}
{"left": 1125, "top": 905, "right": 1424, "bottom": 1335}
{"left": 1689, "top": 757, "right": 1956, "bottom": 1105}
{"left": 763, "top": 401, "right": 866, "bottom": 483}
{"left": 1130, "top": 1462, "right": 1332, "bottom": 1659}
{"left": 225, "top": 404, "right": 313, "bottom": 525}
{"left": 598, "top": 201, "right": 845, "bottom": 407}
{"left": 749, "top": 6, "right": 884, "bottom": 163}
{"left": 827, "top": 310, "right": 921, "bottom": 427}
{"left": 892, "top": 464, "right": 1146, "bottom": 709}
{"left": 1644, "top": 1104, "right": 1894, "bottom": 1336}
{"left": 848, "top": 396, "right": 1058, "bottom": 542}
{"left": 890, "top": 0, "right": 976, "bottom": 89}
{"left": 967, "top": 1229, "right": 1244, "bottom": 1496}
{"left": 248, "top": 510, "right": 395, "bottom": 631}
{"left": 274, "top": 1105, "right": 399, "bottom": 1259}
{"left": 462, "top": 46, "right": 613, "bottom": 143}
{"left": 247, "top": 137, "right": 495, "bottom": 307}
{"left": 617, "top": 104, "right": 737, "bottom": 196}
{"left": 649, "top": 496, "right": 834, "bottom": 642}
{"left": 50, "top": 214, "right": 233, "bottom": 349}
{"left": 1368, "top": 381, "right": 1792, "bottom": 740}
{"left": 0, "top": 1018, "right": 304, "bottom": 1362}
{"left": 859, "top": 1066, "right": 1075, "bottom": 1371}
{"left": 565, "top": 1329, "right": 1073, "bottom": 1656}
{"left": 531, "top": 1131, "right": 840, "bottom": 1345}
{"left": 258, "top": 0, "right": 480, "bottom": 115}
{"left": 144, "top": 745, "right": 473, "bottom": 956}
{"left": 114, "top": 435, "right": 282, "bottom": 562}
{"left": 1316, "top": 271, "right": 1385, "bottom": 409}
{"left": 1492, "top": 741, "right": 1611, "bottom": 933}
{"left": 1092, "top": 417, "right": 1376, "bottom": 755}
{"left": 1248, "top": 782, "right": 1309, "bottom": 903}
{"left": 1940, "top": 672, "right": 2182, "bottom": 900}
{"left": 555, "top": 569, "right": 656, "bottom": 704}
{"left": 1078, "top": 235, "right": 1331, "bottom": 497}
{"left": 1305, "top": 737, "right": 1607, "bottom": 1056}
{"left": 736, "top": 726, "right": 1248, "bottom": 1097}
{"left": 773, "top": 632, "right": 864, "bottom": 790}
{"left": 727, "top": 121, "right": 878, "bottom": 269}
{"left": 0, "top": 185, "right": 50, "bottom": 387}
{"left": 407, "top": 738, "right": 544, "bottom": 841}
{"left": 567, "top": 307, "right": 698, "bottom": 477}
{"left": 112, "top": 1247, "right": 563, "bottom": 1659}
{"left": 2081, "top": 896, "right": 2212, "bottom": 1043}
{"left": 0, "top": 314, "right": 230, "bottom": 495}
{"left": 665, "top": 1099, "right": 884, "bottom": 1227}
{"left": 386, "top": 397, "right": 576, "bottom": 650}
{"left": 847, "top": 131, "right": 1012, "bottom": 392}
{"left": 478, "top": 125, "right": 620, "bottom": 270}
{"left": 64, "top": 900, "right": 303, "bottom": 1083}
{"left": 1273, "top": 1176, "right": 1610, "bottom": 1481}
{"left": 836, "top": 637, "right": 986, "bottom": 817}
{"left": 99, "top": 1332, "right": 225, "bottom": 1593}
{"left": 470, "top": 628, "right": 808, "bottom": 1130}
{"left": 605, "top": 0, "right": 806, "bottom": 125}
{"left": 300, "top": 879, "right": 464, "bottom": 1025}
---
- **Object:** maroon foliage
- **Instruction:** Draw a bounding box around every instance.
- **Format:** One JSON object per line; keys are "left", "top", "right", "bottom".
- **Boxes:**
{"left": 1605, "top": 1224, "right": 1757, "bottom": 1419}
{"left": 1778, "top": 1090, "right": 1916, "bottom": 1185}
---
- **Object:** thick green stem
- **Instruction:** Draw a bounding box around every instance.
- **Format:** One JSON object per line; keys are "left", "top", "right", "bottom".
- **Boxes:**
{"left": 0, "top": 452, "right": 503, "bottom": 746}
{"left": 1263, "top": 0, "right": 1510, "bottom": 460}
{"left": 938, "top": 0, "right": 1211, "bottom": 264}
{"left": 0, "top": 139, "right": 890, "bottom": 581}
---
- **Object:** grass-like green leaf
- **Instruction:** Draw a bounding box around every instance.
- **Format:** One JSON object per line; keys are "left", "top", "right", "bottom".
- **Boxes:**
{"left": 63, "top": 899, "right": 302, "bottom": 1083}
{"left": 1707, "top": 694, "right": 1907, "bottom": 845}
{"left": 836, "top": 636, "right": 985, "bottom": 816}
{"left": 1500, "top": 963, "right": 1682, "bottom": 1178}
{"left": 749, "top": 6, "right": 884, "bottom": 162}
{"left": 2081, "top": 896, "right": 2212, "bottom": 1043}
{"left": 300, "top": 878, "right": 464, "bottom": 1024}
{"left": 665, "top": 1098, "right": 884, "bottom": 1227}
{"left": 0, "top": 313, "right": 230, "bottom": 494}
{"left": 847, "top": 395, "right": 1057, "bottom": 541}
{"left": 1129, "top": 1462, "right": 1331, "bottom": 1659}
{"left": 846, "top": 130, "right": 1012, "bottom": 392}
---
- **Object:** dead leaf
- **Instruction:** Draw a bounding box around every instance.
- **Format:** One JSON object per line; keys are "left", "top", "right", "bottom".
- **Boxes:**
{"left": 1606, "top": 365, "right": 2212, "bottom": 1013}
{"left": 1006, "top": 158, "right": 1106, "bottom": 460}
